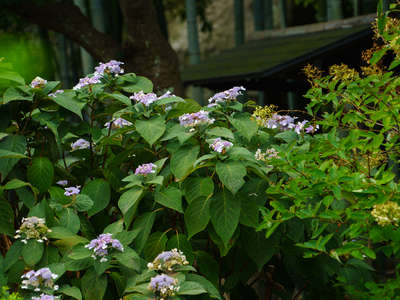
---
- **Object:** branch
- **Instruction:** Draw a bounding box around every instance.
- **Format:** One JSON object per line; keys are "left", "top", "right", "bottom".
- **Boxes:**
{"left": 6, "top": 1, "right": 121, "bottom": 62}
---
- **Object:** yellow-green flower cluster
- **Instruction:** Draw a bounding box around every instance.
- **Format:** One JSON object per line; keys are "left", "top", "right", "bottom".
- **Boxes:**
{"left": 14, "top": 217, "right": 51, "bottom": 244}
{"left": 147, "top": 248, "right": 189, "bottom": 272}
{"left": 371, "top": 201, "right": 400, "bottom": 226}
{"left": 251, "top": 105, "right": 277, "bottom": 127}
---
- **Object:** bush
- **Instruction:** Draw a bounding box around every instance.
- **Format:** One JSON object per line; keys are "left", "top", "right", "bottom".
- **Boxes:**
{"left": 1, "top": 3, "right": 400, "bottom": 299}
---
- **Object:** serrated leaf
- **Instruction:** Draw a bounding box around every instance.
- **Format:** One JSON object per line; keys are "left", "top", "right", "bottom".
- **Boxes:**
{"left": 132, "top": 212, "right": 156, "bottom": 254}
{"left": 183, "top": 177, "right": 214, "bottom": 204}
{"left": 118, "top": 187, "right": 143, "bottom": 228}
{"left": 75, "top": 194, "right": 93, "bottom": 212}
{"left": 59, "top": 208, "right": 80, "bottom": 234}
{"left": 105, "top": 92, "right": 131, "bottom": 106}
{"left": 22, "top": 240, "right": 44, "bottom": 266}
{"left": 81, "top": 268, "right": 107, "bottom": 300}
{"left": 210, "top": 190, "right": 241, "bottom": 247}
{"left": 216, "top": 161, "right": 246, "bottom": 194}
{"left": 59, "top": 285, "right": 82, "bottom": 300}
{"left": 2, "top": 86, "right": 32, "bottom": 104}
{"left": 170, "top": 145, "right": 200, "bottom": 180}
{"left": 178, "top": 281, "right": 207, "bottom": 295}
{"left": 206, "top": 127, "right": 234, "bottom": 140}
{"left": 52, "top": 91, "right": 86, "bottom": 119}
{"left": 229, "top": 113, "right": 258, "bottom": 141}
{"left": 27, "top": 157, "right": 54, "bottom": 193}
{"left": 122, "top": 76, "right": 153, "bottom": 93}
{"left": 143, "top": 231, "right": 168, "bottom": 261}
{"left": 81, "top": 179, "right": 111, "bottom": 217}
{"left": 0, "top": 135, "right": 26, "bottom": 182}
{"left": 155, "top": 186, "right": 183, "bottom": 213}
{"left": 135, "top": 117, "right": 166, "bottom": 146}
{"left": 185, "top": 196, "right": 212, "bottom": 239}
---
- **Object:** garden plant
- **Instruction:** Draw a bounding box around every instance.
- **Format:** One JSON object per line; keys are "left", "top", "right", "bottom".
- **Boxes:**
{"left": 1, "top": 3, "right": 400, "bottom": 299}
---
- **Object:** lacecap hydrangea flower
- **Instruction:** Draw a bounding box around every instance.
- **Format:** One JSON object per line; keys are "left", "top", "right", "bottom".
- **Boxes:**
{"left": 56, "top": 180, "right": 68, "bottom": 186}
{"left": 258, "top": 113, "right": 319, "bottom": 134}
{"left": 30, "top": 77, "right": 48, "bottom": 89}
{"left": 255, "top": 148, "right": 279, "bottom": 161}
{"left": 135, "top": 163, "right": 157, "bottom": 176}
{"left": 104, "top": 117, "right": 132, "bottom": 129}
{"left": 210, "top": 138, "right": 233, "bottom": 153}
{"left": 32, "top": 294, "right": 59, "bottom": 300}
{"left": 147, "top": 248, "right": 189, "bottom": 272}
{"left": 130, "top": 90, "right": 174, "bottom": 107}
{"left": 94, "top": 60, "right": 124, "bottom": 76}
{"left": 85, "top": 233, "right": 124, "bottom": 262}
{"left": 148, "top": 274, "right": 179, "bottom": 300}
{"left": 73, "top": 75, "right": 101, "bottom": 90}
{"left": 208, "top": 86, "right": 245, "bottom": 106}
{"left": 15, "top": 217, "right": 51, "bottom": 244}
{"left": 179, "top": 110, "right": 215, "bottom": 128}
{"left": 371, "top": 201, "right": 400, "bottom": 226}
{"left": 71, "top": 138, "right": 90, "bottom": 151}
{"left": 64, "top": 186, "right": 81, "bottom": 197}
{"left": 21, "top": 267, "right": 58, "bottom": 292}
{"left": 48, "top": 90, "right": 63, "bottom": 97}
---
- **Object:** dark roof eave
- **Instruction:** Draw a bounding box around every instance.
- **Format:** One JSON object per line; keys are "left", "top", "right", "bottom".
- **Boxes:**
{"left": 184, "top": 28, "right": 372, "bottom": 88}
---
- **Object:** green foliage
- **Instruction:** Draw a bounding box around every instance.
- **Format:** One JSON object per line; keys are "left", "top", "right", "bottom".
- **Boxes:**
{"left": 2, "top": 5, "right": 400, "bottom": 299}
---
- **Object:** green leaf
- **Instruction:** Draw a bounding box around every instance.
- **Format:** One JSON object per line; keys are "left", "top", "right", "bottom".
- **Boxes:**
{"left": 0, "top": 69, "right": 24, "bottom": 85}
{"left": 178, "top": 281, "right": 207, "bottom": 295}
{"left": 122, "top": 76, "right": 153, "bottom": 93}
{"left": 2, "top": 87, "right": 32, "bottom": 104}
{"left": 114, "top": 247, "right": 141, "bottom": 271}
{"left": 133, "top": 212, "right": 156, "bottom": 254}
{"left": 103, "top": 220, "right": 124, "bottom": 235}
{"left": 59, "top": 285, "right": 82, "bottom": 300}
{"left": 185, "top": 274, "right": 222, "bottom": 300}
{"left": 81, "top": 268, "right": 107, "bottom": 300}
{"left": 22, "top": 240, "right": 44, "bottom": 266}
{"left": 0, "top": 149, "right": 28, "bottom": 159}
{"left": 185, "top": 196, "right": 212, "bottom": 239}
{"left": 105, "top": 92, "right": 131, "bottom": 106}
{"left": 210, "top": 190, "right": 241, "bottom": 247}
{"left": 4, "top": 241, "right": 22, "bottom": 271}
{"left": 75, "top": 194, "right": 94, "bottom": 212}
{"left": 143, "top": 231, "right": 168, "bottom": 261}
{"left": 229, "top": 113, "right": 258, "bottom": 141}
{"left": 183, "top": 177, "right": 214, "bottom": 204}
{"left": 81, "top": 179, "right": 111, "bottom": 217}
{"left": 155, "top": 186, "right": 183, "bottom": 213}
{"left": 27, "top": 157, "right": 54, "bottom": 193}
{"left": 0, "top": 135, "right": 26, "bottom": 182}
{"left": 52, "top": 91, "right": 86, "bottom": 119}
{"left": 206, "top": 127, "right": 234, "bottom": 140}
{"left": 170, "top": 145, "right": 200, "bottom": 181}
{"left": 113, "top": 229, "right": 140, "bottom": 246}
{"left": 167, "top": 234, "right": 194, "bottom": 263}
{"left": 118, "top": 187, "right": 143, "bottom": 228}
{"left": 216, "top": 161, "right": 246, "bottom": 194}
{"left": 0, "top": 199, "right": 14, "bottom": 236}
{"left": 68, "top": 244, "right": 92, "bottom": 260}
{"left": 59, "top": 208, "right": 80, "bottom": 234}
{"left": 240, "top": 198, "right": 260, "bottom": 228}
{"left": 135, "top": 117, "right": 166, "bottom": 146}
{"left": 4, "top": 178, "right": 30, "bottom": 190}
{"left": 241, "top": 227, "right": 275, "bottom": 270}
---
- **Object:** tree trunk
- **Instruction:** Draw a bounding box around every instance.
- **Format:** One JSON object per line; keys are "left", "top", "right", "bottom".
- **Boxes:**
{"left": 119, "top": 0, "right": 183, "bottom": 95}
{"left": 6, "top": 0, "right": 183, "bottom": 95}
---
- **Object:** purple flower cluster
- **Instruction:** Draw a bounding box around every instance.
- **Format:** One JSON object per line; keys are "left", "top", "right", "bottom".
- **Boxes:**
{"left": 73, "top": 75, "right": 101, "bottom": 90}
{"left": 85, "top": 233, "right": 124, "bottom": 262}
{"left": 263, "top": 113, "right": 319, "bottom": 134}
{"left": 210, "top": 138, "right": 233, "bottom": 153}
{"left": 104, "top": 117, "right": 133, "bottom": 129}
{"left": 71, "top": 138, "right": 90, "bottom": 151}
{"left": 94, "top": 60, "right": 124, "bottom": 76}
{"left": 135, "top": 163, "right": 157, "bottom": 176}
{"left": 147, "top": 248, "right": 189, "bottom": 272}
{"left": 32, "top": 294, "right": 58, "bottom": 300}
{"left": 255, "top": 148, "right": 279, "bottom": 161}
{"left": 56, "top": 180, "right": 68, "bottom": 186}
{"left": 148, "top": 274, "right": 179, "bottom": 298}
{"left": 130, "top": 90, "right": 176, "bottom": 107}
{"left": 21, "top": 267, "right": 58, "bottom": 292}
{"left": 179, "top": 110, "right": 215, "bottom": 128}
{"left": 208, "top": 86, "right": 245, "bottom": 105}
{"left": 48, "top": 90, "right": 64, "bottom": 97}
{"left": 15, "top": 217, "right": 51, "bottom": 244}
{"left": 130, "top": 91, "right": 159, "bottom": 106}
{"left": 30, "top": 77, "right": 48, "bottom": 89}
{"left": 64, "top": 186, "right": 81, "bottom": 196}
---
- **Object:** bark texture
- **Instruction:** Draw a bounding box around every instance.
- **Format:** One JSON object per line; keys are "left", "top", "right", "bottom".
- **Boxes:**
{"left": 6, "top": 0, "right": 183, "bottom": 94}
